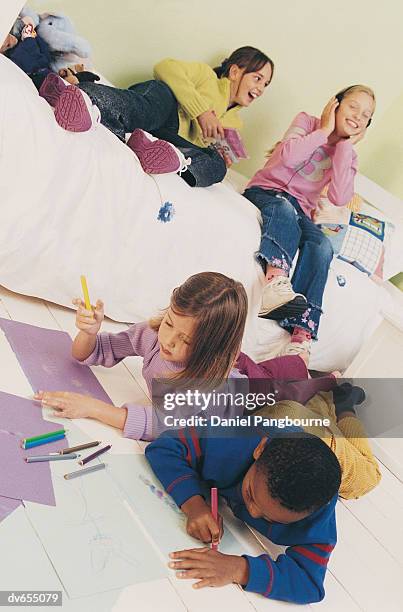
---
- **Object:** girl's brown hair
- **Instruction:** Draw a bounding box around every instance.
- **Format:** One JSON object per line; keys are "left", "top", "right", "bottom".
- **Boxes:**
{"left": 150, "top": 271, "right": 248, "bottom": 386}
{"left": 214, "top": 46, "right": 274, "bottom": 85}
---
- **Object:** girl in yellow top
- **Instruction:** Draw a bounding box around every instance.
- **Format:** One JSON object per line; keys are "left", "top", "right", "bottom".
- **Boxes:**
{"left": 79, "top": 47, "right": 274, "bottom": 187}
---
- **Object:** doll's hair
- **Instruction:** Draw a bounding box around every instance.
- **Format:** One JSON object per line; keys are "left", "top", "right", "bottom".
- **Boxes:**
{"left": 214, "top": 46, "right": 274, "bottom": 84}
{"left": 149, "top": 271, "right": 248, "bottom": 386}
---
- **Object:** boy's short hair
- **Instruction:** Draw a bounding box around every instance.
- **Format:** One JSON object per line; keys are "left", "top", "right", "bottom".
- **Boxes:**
{"left": 256, "top": 434, "right": 341, "bottom": 513}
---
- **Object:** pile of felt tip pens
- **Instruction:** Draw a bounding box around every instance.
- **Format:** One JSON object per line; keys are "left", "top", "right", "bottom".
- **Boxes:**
{"left": 21, "top": 434, "right": 112, "bottom": 479}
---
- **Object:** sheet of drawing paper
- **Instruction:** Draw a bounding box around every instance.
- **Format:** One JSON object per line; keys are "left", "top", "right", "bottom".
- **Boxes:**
{"left": 0, "top": 318, "right": 111, "bottom": 402}
{"left": 0, "top": 496, "right": 22, "bottom": 522}
{"left": 25, "top": 464, "right": 166, "bottom": 598}
{"left": 0, "top": 391, "right": 65, "bottom": 504}
{"left": 0, "top": 506, "right": 130, "bottom": 612}
{"left": 0, "top": 505, "right": 62, "bottom": 592}
{"left": 107, "top": 454, "right": 248, "bottom": 557}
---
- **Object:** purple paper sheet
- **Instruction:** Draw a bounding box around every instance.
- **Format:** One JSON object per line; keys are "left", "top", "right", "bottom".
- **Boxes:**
{"left": 0, "top": 496, "right": 22, "bottom": 522}
{"left": 0, "top": 318, "right": 111, "bottom": 402}
{"left": 0, "top": 391, "right": 65, "bottom": 505}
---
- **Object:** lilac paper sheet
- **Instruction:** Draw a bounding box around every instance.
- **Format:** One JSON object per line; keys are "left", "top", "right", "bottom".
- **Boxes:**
{"left": 0, "top": 496, "right": 22, "bottom": 522}
{"left": 0, "top": 318, "right": 111, "bottom": 402}
{"left": 0, "top": 391, "right": 65, "bottom": 505}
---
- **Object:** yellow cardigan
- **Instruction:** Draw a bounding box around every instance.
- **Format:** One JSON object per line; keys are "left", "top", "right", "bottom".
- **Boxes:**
{"left": 154, "top": 58, "right": 243, "bottom": 148}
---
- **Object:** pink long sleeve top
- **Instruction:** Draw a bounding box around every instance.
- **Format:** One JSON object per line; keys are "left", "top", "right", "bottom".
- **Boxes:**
{"left": 247, "top": 112, "right": 358, "bottom": 216}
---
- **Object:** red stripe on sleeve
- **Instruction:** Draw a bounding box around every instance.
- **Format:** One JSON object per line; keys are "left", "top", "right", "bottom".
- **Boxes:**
{"left": 166, "top": 474, "right": 193, "bottom": 494}
{"left": 178, "top": 429, "right": 192, "bottom": 465}
{"left": 261, "top": 554, "right": 274, "bottom": 596}
{"left": 293, "top": 546, "right": 330, "bottom": 566}
{"left": 189, "top": 426, "right": 201, "bottom": 460}
{"left": 313, "top": 543, "right": 335, "bottom": 553}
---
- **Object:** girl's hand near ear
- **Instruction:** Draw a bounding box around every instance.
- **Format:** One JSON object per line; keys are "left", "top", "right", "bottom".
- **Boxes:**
{"left": 197, "top": 110, "right": 225, "bottom": 140}
{"left": 350, "top": 128, "right": 367, "bottom": 145}
{"left": 320, "top": 97, "right": 339, "bottom": 137}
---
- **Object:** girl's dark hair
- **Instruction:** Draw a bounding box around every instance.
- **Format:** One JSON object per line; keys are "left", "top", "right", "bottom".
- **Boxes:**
{"left": 149, "top": 271, "right": 248, "bottom": 386}
{"left": 214, "top": 46, "right": 274, "bottom": 84}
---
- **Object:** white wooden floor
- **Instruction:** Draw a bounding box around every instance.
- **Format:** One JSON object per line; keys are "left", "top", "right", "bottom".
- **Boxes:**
{"left": 0, "top": 284, "right": 402, "bottom": 612}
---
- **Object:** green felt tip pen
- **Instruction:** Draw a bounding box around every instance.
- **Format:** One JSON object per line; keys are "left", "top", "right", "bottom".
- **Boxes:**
{"left": 22, "top": 429, "right": 66, "bottom": 445}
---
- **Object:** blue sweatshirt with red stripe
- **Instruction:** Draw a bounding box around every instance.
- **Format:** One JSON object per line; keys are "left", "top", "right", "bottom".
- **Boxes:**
{"left": 145, "top": 425, "right": 337, "bottom": 604}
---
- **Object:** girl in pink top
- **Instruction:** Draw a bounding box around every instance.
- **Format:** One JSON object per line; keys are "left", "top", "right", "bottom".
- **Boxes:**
{"left": 244, "top": 85, "right": 375, "bottom": 358}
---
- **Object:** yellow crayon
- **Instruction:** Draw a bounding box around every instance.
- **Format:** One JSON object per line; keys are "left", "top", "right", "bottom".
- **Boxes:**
{"left": 80, "top": 275, "right": 91, "bottom": 311}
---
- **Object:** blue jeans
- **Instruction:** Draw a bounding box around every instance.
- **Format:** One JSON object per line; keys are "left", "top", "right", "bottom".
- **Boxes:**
{"left": 79, "top": 79, "right": 226, "bottom": 187}
{"left": 243, "top": 187, "right": 334, "bottom": 338}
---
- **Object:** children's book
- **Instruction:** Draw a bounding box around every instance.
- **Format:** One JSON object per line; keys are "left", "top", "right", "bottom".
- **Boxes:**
{"left": 213, "top": 128, "right": 248, "bottom": 163}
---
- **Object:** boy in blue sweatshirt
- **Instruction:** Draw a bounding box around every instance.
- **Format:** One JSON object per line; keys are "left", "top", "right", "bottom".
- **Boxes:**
{"left": 145, "top": 425, "right": 341, "bottom": 604}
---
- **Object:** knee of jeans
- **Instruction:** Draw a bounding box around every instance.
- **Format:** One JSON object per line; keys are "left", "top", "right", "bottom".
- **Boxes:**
{"left": 316, "top": 235, "right": 334, "bottom": 261}
{"left": 154, "top": 80, "right": 176, "bottom": 102}
{"left": 211, "top": 152, "right": 227, "bottom": 183}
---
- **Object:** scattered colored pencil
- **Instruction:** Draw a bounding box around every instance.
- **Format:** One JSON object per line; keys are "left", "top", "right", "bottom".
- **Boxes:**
{"left": 64, "top": 463, "right": 106, "bottom": 480}
{"left": 79, "top": 444, "right": 111, "bottom": 466}
{"left": 22, "top": 429, "right": 65, "bottom": 445}
{"left": 23, "top": 432, "right": 66, "bottom": 450}
{"left": 80, "top": 275, "right": 91, "bottom": 310}
{"left": 211, "top": 487, "right": 219, "bottom": 550}
{"left": 25, "top": 453, "right": 80, "bottom": 463}
{"left": 50, "top": 441, "right": 101, "bottom": 456}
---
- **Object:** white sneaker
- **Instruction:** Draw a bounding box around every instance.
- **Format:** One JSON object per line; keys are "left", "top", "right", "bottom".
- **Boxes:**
{"left": 259, "top": 276, "right": 306, "bottom": 318}
{"left": 280, "top": 340, "right": 312, "bottom": 359}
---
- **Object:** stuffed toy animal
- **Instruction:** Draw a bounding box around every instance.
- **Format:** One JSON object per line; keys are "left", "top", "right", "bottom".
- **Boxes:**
{"left": 37, "top": 13, "right": 91, "bottom": 73}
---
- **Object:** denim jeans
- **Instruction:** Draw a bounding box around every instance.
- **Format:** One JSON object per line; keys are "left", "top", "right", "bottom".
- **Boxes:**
{"left": 79, "top": 79, "right": 226, "bottom": 187}
{"left": 243, "top": 187, "right": 334, "bottom": 338}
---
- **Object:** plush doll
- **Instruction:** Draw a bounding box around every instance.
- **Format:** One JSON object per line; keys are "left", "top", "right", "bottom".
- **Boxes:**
{"left": 6, "top": 14, "right": 52, "bottom": 88}
{"left": 11, "top": 5, "right": 40, "bottom": 36}
{"left": 37, "top": 13, "right": 91, "bottom": 73}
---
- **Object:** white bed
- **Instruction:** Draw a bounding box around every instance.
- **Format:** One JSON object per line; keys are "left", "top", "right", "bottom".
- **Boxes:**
{"left": 0, "top": 54, "right": 401, "bottom": 372}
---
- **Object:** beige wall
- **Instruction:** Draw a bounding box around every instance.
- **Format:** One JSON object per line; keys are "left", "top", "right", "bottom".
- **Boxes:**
{"left": 360, "top": 92, "right": 403, "bottom": 198}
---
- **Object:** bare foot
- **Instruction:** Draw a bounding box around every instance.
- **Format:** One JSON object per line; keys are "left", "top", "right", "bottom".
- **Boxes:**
{"left": 331, "top": 370, "right": 342, "bottom": 378}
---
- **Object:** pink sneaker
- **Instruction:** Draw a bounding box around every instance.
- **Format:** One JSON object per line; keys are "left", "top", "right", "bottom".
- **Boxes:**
{"left": 127, "top": 129, "right": 191, "bottom": 174}
{"left": 54, "top": 86, "right": 92, "bottom": 133}
{"left": 39, "top": 72, "right": 66, "bottom": 107}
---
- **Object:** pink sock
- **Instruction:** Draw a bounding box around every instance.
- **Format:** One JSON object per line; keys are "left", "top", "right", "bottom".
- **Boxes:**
{"left": 266, "top": 266, "right": 287, "bottom": 282}
{"left": 291, "top": 326, "right": 312, "bottom": 344}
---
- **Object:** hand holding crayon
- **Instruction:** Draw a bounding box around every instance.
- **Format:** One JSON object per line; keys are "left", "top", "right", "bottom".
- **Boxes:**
{"left": 181, "top": 495, "right": 223, "bottom": 545}
{"left": 72, "top": 297, "right": 104, "bottom": 336}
